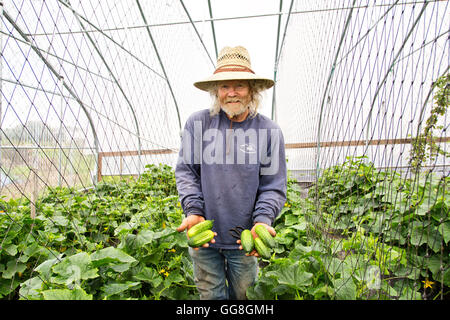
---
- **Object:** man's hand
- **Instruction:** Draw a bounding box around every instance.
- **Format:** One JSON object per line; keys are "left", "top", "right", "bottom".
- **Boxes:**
{"left": 177, "top": 214, "right": 216, "bottom": 250}
{"left": 237, "top": 222, "right": 276, "bottom": 257}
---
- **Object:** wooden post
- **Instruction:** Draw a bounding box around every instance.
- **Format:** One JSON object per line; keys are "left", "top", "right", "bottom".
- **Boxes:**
{"left": 97, "top": 152, "right": 102, "bottom": 182}
{"left": 30, "top": 155, "right": 37, "bottom": 219}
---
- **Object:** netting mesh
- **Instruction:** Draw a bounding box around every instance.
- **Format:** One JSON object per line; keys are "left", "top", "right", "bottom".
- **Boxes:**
{"left": 1, "top": 0, "right": 213, "bottom": 199}
{"left": 274, "top": 0, "right": 448, "bottom": 300}
{"left": 277, "top": 0, "right": 448, "bottom": 179}
{"left": 0, "top": 0, "right": 448, "bottom": 300}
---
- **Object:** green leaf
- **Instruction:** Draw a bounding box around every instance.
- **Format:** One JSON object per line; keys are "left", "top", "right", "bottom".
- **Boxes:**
{"left": 133, "top": 267, "right": 163, "bottom": 287}
{"left": 290, "top": 220, "right": 307, "bottom": 231}
{"left": 246, "top": 281, "right": 275, "bottom": 300}
{"left": 135, "top": 229, "right": 155, "bottom": 246}
{"left": 90, "top": 247, "right": 137, "bottom": 267}
{"left": 2, "top": 260, "right": 26, "bottom": 279}
{"left": 164, "top": 272, "right": 184, "bottom": 287}
{"left": 111, "top": 263, "right": 134, "bottom": 273}
{"left": 18, "top": 276, "right": 43, "bottom": 300}
{"left": 3, "top": 244, "right": 18, "bottom": 256}
{"left": 101, "top": 281, "right": 141, "bottom": 297}
{"left": 443, "top": 267, "right": 450, "bottom": 286}
{"left": 426, "top": 255, "right": 443, "bottom": 280}
{"left": 333, "top": 276, "right": 356, "bottom": 300}
{"left": 42, "top": 288, "right": 93, "bottom": 300}
{"left": 19, "top": 242, "right": 42, "bottom": 262}
{"left": 50, "top": 215, "right": 69, "bottom": 226}
{"left": 153, "top": 228, "right": 177, "bottom": 240}
{"left": 438, "top": 221, "right": 450, "bottom": 244}
{"left": 266, "top": 261, "right": 313, "bottom": 291}
{"left": 410, "top": 225, "right": 443, "bottom": 253}
{"left": 415, "top": 203, "right": 430, "bottom": 216}
{"left": 285, "top": 214, "right": 299, "bottom": 226}
{"left": 34, "top": 255, "right": 63, "bottom": 281}
{"left": 0, "top": 277, "right": 20, "bottom": 297}
{"left": 51, "top": 252, "right": 98, "bottom": 285}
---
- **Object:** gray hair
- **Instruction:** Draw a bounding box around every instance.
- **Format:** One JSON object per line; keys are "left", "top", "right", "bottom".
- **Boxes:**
{"left": 207, "top": 80, "right": 266, "bottom": 118}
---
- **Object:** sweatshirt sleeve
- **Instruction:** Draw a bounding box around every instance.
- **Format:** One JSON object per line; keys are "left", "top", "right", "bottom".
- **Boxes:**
{"left": 175, "top": 116, "right": 205, "bottom": 217}
{"left": 252, "top": 127, "right": 287, "bottom": 226}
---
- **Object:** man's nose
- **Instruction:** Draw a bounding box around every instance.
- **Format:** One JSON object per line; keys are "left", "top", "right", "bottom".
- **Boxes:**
{"left": 227, "top": 87, "right": 237, "bottom": 96}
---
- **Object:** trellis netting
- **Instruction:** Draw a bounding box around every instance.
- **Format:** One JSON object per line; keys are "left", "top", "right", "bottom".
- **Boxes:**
{"left": 0, "top": 0, "right": 448, "bottom": 300}
{"left": 275, "top": 0, "right": 448, "bottom": 300}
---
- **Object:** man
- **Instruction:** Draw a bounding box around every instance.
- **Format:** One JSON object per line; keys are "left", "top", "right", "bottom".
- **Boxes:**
{"left": 175, "top": 46, "right": 287, "bottom": 300}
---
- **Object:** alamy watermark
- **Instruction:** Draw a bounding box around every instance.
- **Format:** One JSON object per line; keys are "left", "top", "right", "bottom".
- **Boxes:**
{"left": 177, "top": 120, "right": 281, "bottom": 175}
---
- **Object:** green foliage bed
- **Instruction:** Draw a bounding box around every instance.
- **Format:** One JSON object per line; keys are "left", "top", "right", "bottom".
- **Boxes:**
{"left": 1, "top": 164, "right": 196, "bottom": 300}
{"left": 0, "top": 159, "right": 448, "bottom": 300}
{"left": 250, "top": 156, "right": 449, "bottom": 300}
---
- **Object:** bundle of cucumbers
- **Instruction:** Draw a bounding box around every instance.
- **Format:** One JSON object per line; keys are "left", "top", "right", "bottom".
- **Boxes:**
{"left": 187, "top": 220, "right": 215, "bottom": 247}
{"left": 240, "top": 225, "right": 275, "bottom": 259}
{"left": 187, "top": 220, "right": 275, "bottom": 260}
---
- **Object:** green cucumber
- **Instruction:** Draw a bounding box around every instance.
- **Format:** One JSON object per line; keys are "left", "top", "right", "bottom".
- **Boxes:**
{"left": 187, "top": 220, "right": 214, "bottom": 238}
{"left": 254, "top": 224, "right": 276, "bottom": 248}
{"left": 254, "top": 237, "right": 272, "bottom": 259}
{"left": 240, "top": 229, "right": 254, "bottom": 253}
{"left": 188, "top": 230, "right": 215, "bottom": 247}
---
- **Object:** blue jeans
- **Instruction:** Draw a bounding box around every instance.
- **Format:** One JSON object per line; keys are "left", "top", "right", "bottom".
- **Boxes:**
{"left": 188, "top": 247, "right": 258, "bottom": 300}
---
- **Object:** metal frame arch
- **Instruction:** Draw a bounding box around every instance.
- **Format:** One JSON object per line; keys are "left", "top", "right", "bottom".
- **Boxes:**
{"left": 136, "top": 0, "right": 182, "bottom": 131}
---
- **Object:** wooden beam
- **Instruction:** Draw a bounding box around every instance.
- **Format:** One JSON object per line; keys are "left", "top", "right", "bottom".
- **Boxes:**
{"left": 99, "top": 148, "right": 176, "bottom": 157}
{"left": 285, "top": 137, "right": 450, "bottom": 149}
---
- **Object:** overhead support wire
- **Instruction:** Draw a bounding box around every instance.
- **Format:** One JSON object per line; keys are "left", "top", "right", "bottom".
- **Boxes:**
{"left": 207, "top": 0, "right": 218, "bottom": 60}
{"left": 179, "top": 0, "right": 215, "bottom": 68}
{"left": 135, "top": 0, "right": 182, "bottom": 131}
{"left": 271, "top": 0, "right": 283, "bottom": 122}
{"left": 272, "top": 0, "right": 294, "bottom": 121}
{"left": 24, "top": 1, "right": 440, "bottom": 37}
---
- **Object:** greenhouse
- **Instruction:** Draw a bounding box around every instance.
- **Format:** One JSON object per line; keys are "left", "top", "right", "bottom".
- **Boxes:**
{"left": 0, "top": 0, "right": 448, "bottom": 301}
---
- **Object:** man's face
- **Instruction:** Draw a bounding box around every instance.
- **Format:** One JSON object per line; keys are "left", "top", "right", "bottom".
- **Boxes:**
{"left": 217, "top": 80, "right": 252, "bottom": 118}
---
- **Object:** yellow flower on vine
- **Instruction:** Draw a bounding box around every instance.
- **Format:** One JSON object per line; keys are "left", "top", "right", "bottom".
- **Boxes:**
{"left": 164, "top": 271, "right": 169, "bottom": 277}
{"left": 159, "top": 268, "right": 165, "bottom": 274}
{"left": 422, "top": 278, "right": 434, "bottom": 289}
{"left": 168, "top": 248, "right": 176, "bottom": 252}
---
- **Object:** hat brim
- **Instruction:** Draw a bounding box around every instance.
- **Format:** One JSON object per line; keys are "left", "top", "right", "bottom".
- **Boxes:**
{"left": 193, "top": 71, "right": 274, "bottom": 91}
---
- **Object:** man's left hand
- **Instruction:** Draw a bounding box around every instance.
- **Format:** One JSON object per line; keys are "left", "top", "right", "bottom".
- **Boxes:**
{"left": 236, "top": 222, "right": 276, "bottom": 257}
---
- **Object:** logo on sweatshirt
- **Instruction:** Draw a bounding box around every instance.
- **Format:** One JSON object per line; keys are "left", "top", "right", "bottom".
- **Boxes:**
{"left": 178, "top": 121, "right": 282, "bottom": 175}
{"left": 239, "top": 143, "right": 257, "bottom": 154}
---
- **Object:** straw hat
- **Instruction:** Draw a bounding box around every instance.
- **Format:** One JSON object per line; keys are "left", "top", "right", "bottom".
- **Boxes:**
{"left": 194, "top": 46, "right": 275, "bottom": 91}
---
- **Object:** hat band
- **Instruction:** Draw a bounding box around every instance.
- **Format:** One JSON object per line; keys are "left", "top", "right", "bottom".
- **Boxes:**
{"left": 213, "top": 64, "right": 255, "bottom": 74}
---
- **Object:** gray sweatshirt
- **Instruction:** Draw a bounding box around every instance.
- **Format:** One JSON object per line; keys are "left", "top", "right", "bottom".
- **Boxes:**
{"left": 175, "top": 109, "right": 287, "bottom": 249}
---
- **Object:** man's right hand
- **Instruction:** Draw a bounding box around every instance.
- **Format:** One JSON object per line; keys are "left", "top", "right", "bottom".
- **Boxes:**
{"left": 176, "top": 214, "right": 216, "bottom": 250}
{"left": 176, "top": 214, "right": 205, "bottom": 233}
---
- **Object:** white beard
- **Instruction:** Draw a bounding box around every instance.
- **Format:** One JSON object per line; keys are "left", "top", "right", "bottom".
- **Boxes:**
{"left": 221, "top": 102, "right": 248, "bottom": 118}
